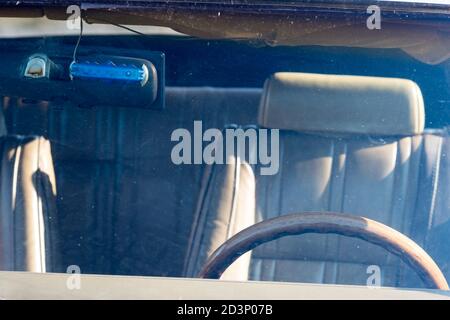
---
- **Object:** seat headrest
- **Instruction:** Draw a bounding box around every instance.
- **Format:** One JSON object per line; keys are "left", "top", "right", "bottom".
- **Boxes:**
{"left": 258, "top": 72, "right": 425, "bottom": 136}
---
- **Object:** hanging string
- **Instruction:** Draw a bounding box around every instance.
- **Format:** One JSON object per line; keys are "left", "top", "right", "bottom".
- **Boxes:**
{"left": 72, "top": 13, "right": 84, "bottom": 63}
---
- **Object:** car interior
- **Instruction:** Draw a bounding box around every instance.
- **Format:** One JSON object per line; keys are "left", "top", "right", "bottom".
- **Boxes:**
{"left": 0, "top": 2, "right": 450, "bottom": 293}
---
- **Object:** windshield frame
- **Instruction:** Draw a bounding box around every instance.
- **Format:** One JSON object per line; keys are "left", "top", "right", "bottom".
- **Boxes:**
{"left": 1, "top": 0, "right": 449, "bottom": 19}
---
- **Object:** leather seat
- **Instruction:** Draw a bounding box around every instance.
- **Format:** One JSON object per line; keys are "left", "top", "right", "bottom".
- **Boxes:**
{"left": 0, "top": 135, "right": 57, "bottom": 272}
{"left": 1, "top": 87, "right": 261, "bottom": 276}
{"left": 185, "top": 72, "right": 450, "bottom": 288}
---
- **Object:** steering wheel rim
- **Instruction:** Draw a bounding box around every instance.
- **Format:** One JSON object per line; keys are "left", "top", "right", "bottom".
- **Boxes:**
{"left": 198, "top": 212, "right": 449, "bottom": 290}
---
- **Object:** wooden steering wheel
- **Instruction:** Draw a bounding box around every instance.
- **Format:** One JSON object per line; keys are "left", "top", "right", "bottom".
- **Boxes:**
{"left": 198, "top": 212, "right": 449, "bottom": 290}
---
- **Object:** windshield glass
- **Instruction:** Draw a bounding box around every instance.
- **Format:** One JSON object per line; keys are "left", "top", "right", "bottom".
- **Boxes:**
{"left": 0, "top": 0, "right": 449, "bottom": 295}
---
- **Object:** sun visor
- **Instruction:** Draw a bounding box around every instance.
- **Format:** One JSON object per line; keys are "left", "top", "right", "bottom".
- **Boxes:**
{"left": 75, "top": 9, "right": 450, "bottom": 65}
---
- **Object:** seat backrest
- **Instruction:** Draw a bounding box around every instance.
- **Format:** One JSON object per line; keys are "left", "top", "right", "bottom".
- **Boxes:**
{"left": 0, "top": 135, "right": 58, "bottom": 272}
{"left": 185, "top": 73, "right": 450, "bottom": 288}
{"left": 2, "top": 87, "right": 261, "bottom": 276}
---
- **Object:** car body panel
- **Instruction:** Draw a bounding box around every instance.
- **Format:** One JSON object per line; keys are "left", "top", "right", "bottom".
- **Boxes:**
{"left": 1, "top": 271, "right": 450, "bottom": 300}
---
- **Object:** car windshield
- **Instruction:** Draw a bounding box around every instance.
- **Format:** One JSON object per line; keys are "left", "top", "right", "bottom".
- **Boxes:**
{"left": 0, "top": 0, "right": 449, "bottom": 296}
